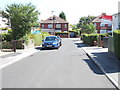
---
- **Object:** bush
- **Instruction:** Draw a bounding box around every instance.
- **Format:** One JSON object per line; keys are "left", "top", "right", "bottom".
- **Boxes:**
{"left": 82, "top": 34, "right": 98, "bottom": 46}
{"left": 98, "top": 34, "right": 107, "bottom": 40}
{"left": 55, "top": 32, "right": 69, "bottom": 38}
{"left": 0, "top": 33, "right": 12, "bottom": 42}
{"left": 113, "top": 30, "right": 120, "bottom": 59}
{"left": 41, "top": 32, "right": 50, "bottom": 39}
{"left": 2, "top": 27, "right": 8, "bottom": 30}
{"left": 0, "top": 40, "right": 24, "bottom": 49}
{"left": 34, "top": 34, "right": 42, "bottom": 46}
{"left": 22, "top": 34, "right": 30, "bottom": 45}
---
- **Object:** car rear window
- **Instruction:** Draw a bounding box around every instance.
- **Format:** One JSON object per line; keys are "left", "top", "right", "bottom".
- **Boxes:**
{"left": 45, "top": 37, "right": 57, "bottom": 41}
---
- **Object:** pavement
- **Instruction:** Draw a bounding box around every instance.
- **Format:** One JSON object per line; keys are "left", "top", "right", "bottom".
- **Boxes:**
{"left": 0, "top": 45, "right": 40, "bottom": 69}
{"left": 0, "top": 38, "right": 120, "bottom": 89}
{"left": 74, "top": 39, "right": 120, "bottom": 90}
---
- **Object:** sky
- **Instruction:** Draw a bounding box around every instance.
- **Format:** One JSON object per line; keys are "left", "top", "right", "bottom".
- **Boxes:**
{"left": 0, "top": 0, "right": 120, "bottom": 24}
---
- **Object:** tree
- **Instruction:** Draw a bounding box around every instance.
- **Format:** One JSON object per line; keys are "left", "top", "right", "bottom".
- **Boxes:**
{"left": 2, "top": 3, "right": 40, "bottom": 40}
{"left": 85, "top": 23, "right": 96, "bottom": 34}
{"left": 76, "top": 16, "right": 96, "bottom": 34}
{"left": 59, "top": 11, "right": 66, "bottom": 21}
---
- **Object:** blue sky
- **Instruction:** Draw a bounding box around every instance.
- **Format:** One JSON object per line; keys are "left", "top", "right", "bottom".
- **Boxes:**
{"left": 0, "top": 0, "right": 120, "bottom": 24}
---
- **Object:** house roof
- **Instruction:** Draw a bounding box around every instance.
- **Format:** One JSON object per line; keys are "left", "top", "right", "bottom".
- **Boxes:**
{"left": 40, "top": 16, "right": 68, "bottom": 24}
{"left": 92, "top": 15, "right": 112, "bottom": 23}
{"left": 92, "top": 17, "right": 101, "bottom": 22}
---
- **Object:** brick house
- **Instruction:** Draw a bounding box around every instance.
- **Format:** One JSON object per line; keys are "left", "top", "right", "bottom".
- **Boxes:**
{"left": 40, "top": 15, "right": 69, "bottom": 37}
{"left": 92, "top": 13, "right": 112, "bottom": 34}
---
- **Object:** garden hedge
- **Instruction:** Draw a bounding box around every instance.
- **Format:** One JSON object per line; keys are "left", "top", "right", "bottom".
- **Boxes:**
{"left": 0, "top": 40, "right": 24, "bottom": 49}
{"left": 81, "top": 33, "right": 108, "bottom": 46}
{"left": 82, "top": 34, "right": 98, "bottom": 46}
{"left": 113, "top": 30, "right": 120, "bottom": 59}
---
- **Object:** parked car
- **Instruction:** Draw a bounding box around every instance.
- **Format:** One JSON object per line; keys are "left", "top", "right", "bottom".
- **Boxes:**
{"left": 42, "top": 36, "right": 61, "bottom": 49}
{"left": 57, "top": 36, "right": 62, "bottom": 46}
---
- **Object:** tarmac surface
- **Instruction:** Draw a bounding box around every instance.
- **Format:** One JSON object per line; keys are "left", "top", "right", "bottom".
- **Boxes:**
{"left": 0, "top": 38, "right": 119, "bottom": 89}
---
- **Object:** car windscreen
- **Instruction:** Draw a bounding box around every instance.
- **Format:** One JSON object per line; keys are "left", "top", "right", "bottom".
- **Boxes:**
{"left": 45, "top": 37, "right": 58, "bottom": 41}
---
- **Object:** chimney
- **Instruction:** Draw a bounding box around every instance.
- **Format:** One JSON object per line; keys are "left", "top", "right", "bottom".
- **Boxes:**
{"left": 102, "top": 13, "right": 106, "bottom": 15}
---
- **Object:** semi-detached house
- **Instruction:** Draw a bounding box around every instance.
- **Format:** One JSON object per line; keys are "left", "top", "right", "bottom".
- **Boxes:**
{"left": 92, "top": 13, "right": 112, "bottom": 34}
{"left": 40, "top": 15, "right": 69, "bottom": 37}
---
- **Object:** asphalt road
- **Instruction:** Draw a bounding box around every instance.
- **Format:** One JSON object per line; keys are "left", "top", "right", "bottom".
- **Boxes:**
{"left": 2, "top": 38, "right": 116, "bottom": 88}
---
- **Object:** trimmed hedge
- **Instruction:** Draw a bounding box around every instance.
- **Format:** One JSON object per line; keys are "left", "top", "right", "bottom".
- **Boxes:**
{"left": 55, "top": 32, "right": 69, "bottom": 37}
{"left": 0, "top": 40, "right": 24, "bottom": 49}
{"left": 82, "top": 33, "right": 108, "bottom": 46}
{"left": 34, "top": 32, "right": 50, "bottom": 46}
{"left": 82, "top": 34, "right": 98, "bottom": 46}
{"left": 113, "top": 30, "right": 120, "bottom": 59}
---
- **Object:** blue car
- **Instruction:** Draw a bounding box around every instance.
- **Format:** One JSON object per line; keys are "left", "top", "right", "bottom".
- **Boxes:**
{"left": 42, "top": 36, "right": 61, "bottom": 49}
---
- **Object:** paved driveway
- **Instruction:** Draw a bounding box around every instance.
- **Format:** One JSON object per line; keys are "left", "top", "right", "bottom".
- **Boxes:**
{"left": 2, "top": 38, "right": 116, "bottom": 88}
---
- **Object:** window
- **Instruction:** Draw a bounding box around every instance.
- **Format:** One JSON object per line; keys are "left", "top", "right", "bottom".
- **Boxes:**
{"left": 42, "top": 24, "right": 44, "bottom": 29}
{"left": 56, "top": 24, "right": 61, "bottom": 28}
{"left": 48, "top": 24, "right": 53, "bottom": 29}
{"left": 64, "top": 24, "right": 67, "bottom": 28}
{"left": 94, "top": 23, "right": 96, "bottom": 26}
{"left": 100, "top": 29, "right": 107, "bottom": 34}
{"left": 100, "top": 23, "right": 105, "bottom": 27}
{"left": 108, "top": 24, "right": 112, "bottom": 27}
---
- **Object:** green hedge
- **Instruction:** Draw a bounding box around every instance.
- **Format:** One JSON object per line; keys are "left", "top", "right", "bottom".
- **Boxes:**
{"left": 82, "top": 34, "right": 98, "bottom": 46}
{"left": 113, "top": 30, "right": 120, "bottom": 59}
{"left": 33, "top": 32, "right": 50, "bottom": 46}
{"left": 0, "top": 40, "right": 24, "bottom": 49}
{"left": 41, "top": 32, "right": 50, "bottom": 39}
{"left": 55, "top": 32, "right": 69, "bottom": 36}
{"left": 0, "top": 33, "right": 12, "bottom": 42}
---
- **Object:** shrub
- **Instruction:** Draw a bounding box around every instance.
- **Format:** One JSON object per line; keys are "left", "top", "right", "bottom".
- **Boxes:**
{"left": 55, "top": 32, "right": 69, "bottom": 37}
{"left": 41, "top": 32, "right": 50, "bottom": 39}
{"left": 34, "top": 34, "right": 42, "bottom": 46}
{"left": 0, "top": 40, "right": 24, "bottom": 49}
{"left": 0, "top": 33, "right": 12, "bottom": 42}
{"left": 2, "top": 27, "right": 8, "bottom": 30}
{"left": 113, "top": 30, "right": 120, "bottom": 59}
{"left": 82, "top": 34, "right": 98, "bottom": 46}
{"left": 22, "top": 34, "right": 30, "bottom": 45}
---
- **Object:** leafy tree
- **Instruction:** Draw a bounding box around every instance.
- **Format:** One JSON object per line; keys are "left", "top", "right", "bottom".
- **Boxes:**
{"left": 85, "top": 23, "right": 96, "bottom": 34}
{"left": 59, "top": 11, "right": 66, "bottom": 21}
{"left": 77, "top": 16, "right": 96, "bottom": 34}
{"left": 2, "top": 3, "right": 40, "bottom": 40}
{"left": 70, "top": 24, "right": 77, "bottom": 30}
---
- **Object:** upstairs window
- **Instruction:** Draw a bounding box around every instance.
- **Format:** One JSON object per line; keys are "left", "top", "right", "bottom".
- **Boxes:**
{"left": 48, "top": 24, "right": 53, "bottom": 29}
{"left": 108, "top": 24, "right": 112, "bottom": 27}
{"left": 64, "top": 24, "right": 67, "bottom": 28}
{"left": 42, "top": 24, "right": 44, "bottom": 29}
{"left": 56, "top": 24, "right": 61, "bottom": 28}
{"left": 100, "top": 23, "right": 105, "bottom": 27}
{"left": 94, "top": 23, "right": 96, "bottom": 26}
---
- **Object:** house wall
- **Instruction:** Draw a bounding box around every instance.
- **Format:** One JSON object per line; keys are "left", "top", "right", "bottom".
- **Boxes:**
{"left": 94, "top": 22, "right": 112, "bottom": 34}
{"left": 112, "top": 13, "right": 120, "bottom": 30}
{"left": 40, "top": 23, "right": 68, "bottom": 32}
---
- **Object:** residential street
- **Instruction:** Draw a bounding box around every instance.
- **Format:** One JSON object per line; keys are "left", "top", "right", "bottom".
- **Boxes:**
{"left": 2, "top": 38, "right": 117, "bottom": 88}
